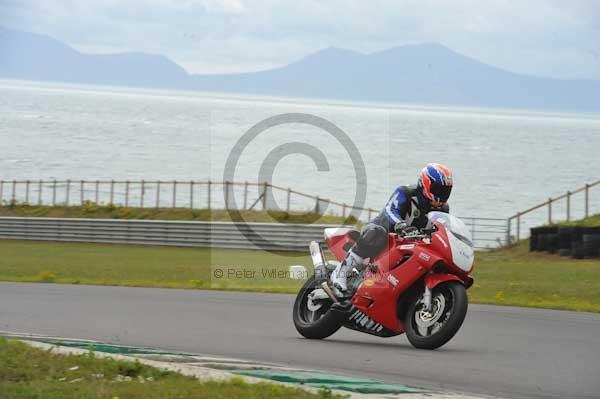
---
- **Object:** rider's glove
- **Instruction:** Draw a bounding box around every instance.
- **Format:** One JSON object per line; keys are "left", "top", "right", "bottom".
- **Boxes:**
{"left": 394, "top": 222, "right": 417, "bottom": 236}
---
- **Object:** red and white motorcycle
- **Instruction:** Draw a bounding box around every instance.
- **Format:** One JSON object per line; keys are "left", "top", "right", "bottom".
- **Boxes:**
{"left": 292, "top": 212, "right": 475, "bottom": 350}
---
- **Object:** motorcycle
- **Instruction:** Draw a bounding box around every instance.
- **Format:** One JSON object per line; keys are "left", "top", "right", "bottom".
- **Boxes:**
{"left": 292, "top": 212, "right": 475, "bottom": 350}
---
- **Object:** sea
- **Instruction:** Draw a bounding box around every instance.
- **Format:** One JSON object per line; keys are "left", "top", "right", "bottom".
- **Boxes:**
{"left": 1, "top": 79, "right": 599, "bottom": 232}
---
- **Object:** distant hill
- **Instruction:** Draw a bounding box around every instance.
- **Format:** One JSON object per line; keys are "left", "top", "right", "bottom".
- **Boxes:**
{"left": 1, "top": 27, "right": 599, "bottom": 111}
{"left": 0, "top": 27, "right": 189, "bottom": 88}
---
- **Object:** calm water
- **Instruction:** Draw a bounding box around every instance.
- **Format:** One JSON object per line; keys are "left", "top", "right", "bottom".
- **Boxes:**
{"left": 1, "top": 79, "right": 599, "bottom": 226}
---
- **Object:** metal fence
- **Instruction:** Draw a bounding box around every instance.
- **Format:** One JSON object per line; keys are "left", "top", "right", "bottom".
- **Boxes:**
{"left": 0, "top": 179, "right": 379, "bottom": 221}
{"left": 460, "top": 216, "right": 509, "bottom": 249}
{"left": 508, "top": 180, "right": 600, "bottom": 243}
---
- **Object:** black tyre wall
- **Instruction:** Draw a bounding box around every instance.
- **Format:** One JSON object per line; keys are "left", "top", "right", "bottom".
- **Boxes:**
{"left": 530, "top": 226, "right": 599, "bottom": 259}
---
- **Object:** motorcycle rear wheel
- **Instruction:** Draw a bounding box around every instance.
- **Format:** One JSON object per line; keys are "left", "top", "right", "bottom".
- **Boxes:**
{"left": 293, "top": 276, "right": 342, "bottom": 339}
{"left": 405, "top": 281, "right": 468, "bottom": 350}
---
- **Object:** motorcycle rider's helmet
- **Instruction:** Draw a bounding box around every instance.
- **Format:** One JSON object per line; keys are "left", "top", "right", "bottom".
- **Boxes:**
{"left": 417, "top": 163, "right": 453, "bottom": 208}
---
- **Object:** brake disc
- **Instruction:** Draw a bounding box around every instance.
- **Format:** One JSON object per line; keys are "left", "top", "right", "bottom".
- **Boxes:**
{"left": 415, "top": 293, "right": 446, "bottom": 328}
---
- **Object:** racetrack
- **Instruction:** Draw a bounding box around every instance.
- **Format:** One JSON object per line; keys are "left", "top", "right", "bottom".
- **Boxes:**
{"left": 1, "top": 282, "right": 598, "bottom": 399}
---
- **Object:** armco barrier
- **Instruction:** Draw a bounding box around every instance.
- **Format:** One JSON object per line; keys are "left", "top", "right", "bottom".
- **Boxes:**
{"left": 0, "top": 217, "right": 350, "bottom": 252}
{"left": 0, "top": 216, "right": 507, "bottom": 250}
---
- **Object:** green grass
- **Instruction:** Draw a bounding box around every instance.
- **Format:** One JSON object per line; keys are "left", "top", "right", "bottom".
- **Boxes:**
{"left": 471, "top": 241, "right": 600, "bottom": 312}
{"left": 0, "top": 203, "right": 354, "bottom": 225}
{"left": 0, "top": 338, "right": 342, "bottom": 399}
{"left": 0, "top": 240, "right": 310, "bottom": 293}
{"left": 0, "top": 239, "right": 598, "bottom": 312}
{"left": 555, "top": 213, "right": 600, "bottom": 227}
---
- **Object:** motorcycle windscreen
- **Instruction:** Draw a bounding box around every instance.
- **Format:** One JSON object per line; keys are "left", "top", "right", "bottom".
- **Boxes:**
{"left": 428, "top": 212, "right": 474, "bottom": 272}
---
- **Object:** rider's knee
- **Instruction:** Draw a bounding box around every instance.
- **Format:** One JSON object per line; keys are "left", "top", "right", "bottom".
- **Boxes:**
{"left": 354, "top": 223, "right": 388, "bottom": 258}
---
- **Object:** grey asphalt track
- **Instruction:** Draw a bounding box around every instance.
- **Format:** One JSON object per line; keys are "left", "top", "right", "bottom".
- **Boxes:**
{"left": 1, "top": 282, "right": 599, "bottom": 399}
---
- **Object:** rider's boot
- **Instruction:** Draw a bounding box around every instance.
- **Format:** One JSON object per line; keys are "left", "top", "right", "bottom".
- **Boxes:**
{"left": 330, "top": 249, "right": 365, "bottom": 301}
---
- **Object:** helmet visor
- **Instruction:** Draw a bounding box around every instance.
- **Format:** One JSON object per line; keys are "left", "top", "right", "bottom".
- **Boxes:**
{"left": 431, "top": 184, "right": 452, "bottom": 202}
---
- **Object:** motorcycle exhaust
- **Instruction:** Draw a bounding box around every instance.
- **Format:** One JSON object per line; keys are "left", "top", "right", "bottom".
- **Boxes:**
{"left": 309, "top": 241, "right": 329, "bottom": 283}
{"left": 309, "top": 241, "right": 339, "bottom": 303}
{"left": 309, "top": 241, "right": 326, "bottom": 268}
{"left": 320, "top": 281, "right": 339, "bottom": 304}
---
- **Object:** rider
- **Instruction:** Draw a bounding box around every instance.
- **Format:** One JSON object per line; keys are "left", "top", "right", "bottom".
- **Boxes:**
{"left": 331, "top": 163, "right": 453, "bottom": 298}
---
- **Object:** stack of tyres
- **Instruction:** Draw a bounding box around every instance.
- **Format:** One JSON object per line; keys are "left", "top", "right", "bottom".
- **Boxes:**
{"left": 530, "top": 228, "right": 539, "bottom": 251}
{"left": 557, "top": 227, "right": 573, "bottom": 256}
{"left": 571, "top": 228, "right": 585, "bottom": 259}
{"left": 582, "top": 228, "right": 600, "bottom": 259}
{"left": 547, "top": 231, "right": 559, "bottom": 254}
{"left": 530, "top": 226, "right": 600, "bottom": 259}
{"left": 536, "top": 226, "right": 557, "bottom": 252}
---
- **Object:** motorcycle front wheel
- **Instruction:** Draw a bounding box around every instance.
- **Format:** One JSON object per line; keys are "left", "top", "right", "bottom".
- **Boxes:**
{"left": 293, "top": 276, "right": 342, "bottom": 339}
{"left": 405, "top": 281, "right": 468, "bottom": 350}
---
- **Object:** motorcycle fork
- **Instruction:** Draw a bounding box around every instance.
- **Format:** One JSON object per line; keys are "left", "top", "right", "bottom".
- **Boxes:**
{"left": 422, "top": 285, "right": 433, "bottom": 312}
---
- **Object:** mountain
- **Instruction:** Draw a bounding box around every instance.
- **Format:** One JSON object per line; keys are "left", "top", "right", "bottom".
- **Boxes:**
{"left": 0, "top": 27, "right": 189, "bottom": 88}
{"left": 2, "top": 27, "right": 599, "bottom": 111}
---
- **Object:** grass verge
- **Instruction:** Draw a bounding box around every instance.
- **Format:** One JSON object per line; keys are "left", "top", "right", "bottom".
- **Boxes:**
{"left": 0, "top": 239, "right": 598, "bottom": 312}
{"left": 0, "top": 203, "right": 354, "bottom": 225}
{"left": 0, "top": 338, "right": 343, "bottom": 399}
{"left": 554, "top": 214, "right": 600, "bottom": 227}
{"left": 470, "top": 241, "right": 600, "bottom": 312}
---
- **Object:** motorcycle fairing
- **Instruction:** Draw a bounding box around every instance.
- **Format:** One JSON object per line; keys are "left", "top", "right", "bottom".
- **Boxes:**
{"left": 351, "top": 242, "right": 446, "bottom": 333}
{"left": 341, "top": 306, "right": 399, "bottom": 337}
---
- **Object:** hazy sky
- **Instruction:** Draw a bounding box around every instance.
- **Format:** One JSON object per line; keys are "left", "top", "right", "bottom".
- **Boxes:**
{"left": 2, "top": 0, "right": 600, "bottom": 79}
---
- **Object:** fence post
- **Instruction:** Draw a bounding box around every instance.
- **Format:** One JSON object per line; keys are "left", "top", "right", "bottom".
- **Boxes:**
{"left": 156, "top": 181, "right": 161, "bottom": 209}
{"left": 566, "top": 191, "right": 571, "bottom": 221}
{"left": 125, "top": 180, "right": 130, "bottom": 207}
{"left": 172, "top": 181, "right": 177, "bottom": 208}
{"left": 471, "top": 218, "right": 476, "bottom": 246}
{"left": 262, "top": 182, "right": 268, "bottom": 210}
{"left": 243, "top": 181, "right": 248, "bottom": 210}
{"left": 109, "top": 180, "right": 114, "bottom": 205}
{"left": 315, "top": 196, "right": 320, "bottom": 214}
{"left": 516, "top": 213, "right": 521, "bottom": 242}
{"left": 190, "top": 181, "right": 194, "bottom": 209}
{"left": 25, "top": 180, "right": 30, "bottom": 204}
{"left": 548, "top": 198, "right": 552, "bottom": 224}
{"left": 65, "top": 179, "right": 70, "bottom": 205}
{"left": 585, "top": 183, "right": 589, "bottom": 218}
{"left": 95, "top": 180, "right": 99, "bottom": 204}
{"left": 0, "top": 180, "right": 3, "bottom": 204}
{"left": 506, "top": 218, "right": 512, "bottom": 246}
{"left": 208, "top": 181, "right": 211, "bottom": 210}
{"left": 11, "top": 180, "right": 16, "bottom": 202}
{"left": 141, "top": 180, "right": 145, "bottom": 208}
{"left": 342, "top": 203, "right": 347, "bottom": 218}
{"left": 80, "top": 180, "right": 84, "bottom": 205}
{"left": 368, "top": 208, "right": 373, "bottom": 220}
{"left": 287, "top": 188, "right": 291, "bottom": 212}
{"left": 38, "top": 180, "right": 42, "bottom": 205}
{"left": 224, "top": 181, "right": 230, "bottom": 209}
{"left": 52, "top": 180, "right": 57, "bottom": 206}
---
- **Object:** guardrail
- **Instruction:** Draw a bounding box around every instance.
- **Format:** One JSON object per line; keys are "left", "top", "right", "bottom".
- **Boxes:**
{"left": 0, "top": 217, "right": 342, "bottom": 252}
{"left": 508, "top": 180, "right": 600, "bottom": 243}
{"left": 0, "top": 215, "right": 505, "bottom": 251}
